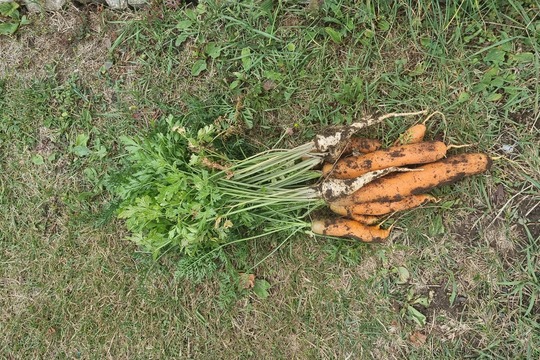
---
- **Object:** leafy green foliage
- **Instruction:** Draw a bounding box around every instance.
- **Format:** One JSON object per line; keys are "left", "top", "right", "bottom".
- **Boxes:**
{"left": 0, "top": 2, "right": 29, "bottom": 35}
{"left": 112, "top": 114, "right": 320, "bottom": 260}
{"left": 113, "top": 116, "right": 234, "bottom": 257}
{"left": 253, "top": 278, "right": 271, "bottom": 299}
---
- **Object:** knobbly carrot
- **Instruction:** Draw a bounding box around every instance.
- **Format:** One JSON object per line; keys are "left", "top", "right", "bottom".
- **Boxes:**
{"left": 323, "top": 141, "right": 447, "bottom": 179}
{"left": 333, "top": 153, "right": 492, "bottom": 206}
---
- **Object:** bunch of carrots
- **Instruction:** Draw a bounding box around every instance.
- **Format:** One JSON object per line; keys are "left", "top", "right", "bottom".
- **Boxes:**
{"left": 310, "top": 117, "right": 492, "bottom": 243}
{"left": 115, "top": 111, "right": 492, "bottom": 259}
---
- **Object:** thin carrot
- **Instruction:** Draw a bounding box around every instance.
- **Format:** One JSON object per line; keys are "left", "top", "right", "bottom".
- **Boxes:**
{"left": 333, "top": 153, "right": 492, "bottom": 206}
{"left": 321, "top": 137, "right": 382, "bottom": 176}
{"left": 393, "top": 124, "right": 426, "bottom": 146}
{"left": 329, "top": 194, "right": 436, "bottom": 216}
{"left": 311, "top": 218, "right": 391, "bottom": 243}
{"left": 346, "top": 214, "right": 381, "bottom": 225}
{"left": 323, "top": 141, "right": 447, "bottom": 179}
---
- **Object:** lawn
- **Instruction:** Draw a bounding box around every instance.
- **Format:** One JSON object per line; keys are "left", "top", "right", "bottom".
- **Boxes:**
{"left": 1, "top": 0, "right": 539, "bottom": 358}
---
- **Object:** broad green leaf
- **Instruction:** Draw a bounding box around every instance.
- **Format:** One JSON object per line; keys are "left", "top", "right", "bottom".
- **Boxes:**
{"left": 191, "top": 60, "right": 207, "bottom": 76}
{"left": 176, "top": 20, "right": 192, "bottom": 30}
{"left": 484, "top": 49, "right": 506, "bottom": 64}
{"left": 175, "top": 33, "right": 190, "bottom": 47}
{"left": 75, "top": 133, "right": 89, "bottom": 147}
{"left": 0, "top": 22, "right": 19, "bottom": 35}
{"left": 253, "top": 279, "right": 271, "bottom": 299}
{"left": 407, "top": 305, "right": 427, "bottom": 326}
{"left": 395, "top": 266, "right": 410, "bottom": 284}
{"left": 72, "top": 146, "right": 91, "bottom": 157}
{"left": 413, "top": 296, "right": 430, "bottom": 307}
{"left": 491, "top": 76, "right": 504, "bottom": 87}
{"left": 457, "top": 92, "right": 470, "bottom": 103}
{"left": 420, "top": 36, "right": 431, "bottom": 48}
{"left": 204, "top": 42, "right": 221, "bottom": 59}
{"left": 83, "top": 167, "right": 98, "bottom": 181}
{"left": 0, "top": 1, "right": 19, "bottom": 17}
{"left": 486, "top": 92, "right": 502, "bottom": 102}
{"left": 408, "top": 62, "right": 425, "bottom": 76}
{"left": 20, "top": 15, "right": 30, "bottom": 26}
{"left": 264, "top": 70, "right": 283, "bottom": 81}
{"left": 95, "top": 145, "right": 107, "bottom": 158}
{"left": 428, "top": 214, "right": 445, "bottom": 235}
{"left": 510, "top": 52, "right": 534, "bottom": 64}
{"left": 471, "top": 83, "right": 488, "bottom": 93}
{"left": 378, "top": 19, "right": 390, "bottom": 31}
{"left": 325, "top": 27, "right": 342, "bottom": 43}
{"left": 31, "top": 154, "right": 44, "bottom": 165}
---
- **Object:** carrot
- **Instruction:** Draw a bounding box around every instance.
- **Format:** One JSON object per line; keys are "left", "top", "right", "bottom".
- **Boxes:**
{"left": 343, "top": 137, "right": 382, "bottom": 154}
{"left": 346, "top": 214, "right": 381, "bottom": 225}
{"left": 321, "top": 137, "right": 382, "bottom": 176}
{"left": 311, "top": 218, "right": 391, "bottom": 243}
{"left": 321, "top": 162, "right": 334, "bottom": 176}
{"left": 330, "top": 194, "right": 436, "bottom": 216}
{"left": 323, "top": 141, "right": 447, "bottom": 179}
{"left": 333, "top": 153, "right": 492, "bottom": 206}
{"left": 393, "top": 124, "right": 426, "bottom": 146}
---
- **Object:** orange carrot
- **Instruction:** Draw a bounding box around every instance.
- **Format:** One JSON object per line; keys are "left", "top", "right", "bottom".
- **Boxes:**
{"left": 321, "top": 137, "right": 382, "bottom": 176}
{"left": 323, "top": 141, "right": 447, "bottom": 179}
{"left": 330, "top": 194, "right": 436, "bottom": 216}
{"left": 321, "top": 162, "right": 334, "bottom": 176}
{"left": 333, "top": 153, "right": 492, "bottom": 206}
{"left": 393, "top": 124, "right": 426, "bottom": 146}
{"left": 311, "top": 218, "right": 390, "bottom": 243}
{"left": 343, "top": 137, "right": 382, "bottom": 154}
{"left": 346, "top": 214, "right": 381, "bottom": 225}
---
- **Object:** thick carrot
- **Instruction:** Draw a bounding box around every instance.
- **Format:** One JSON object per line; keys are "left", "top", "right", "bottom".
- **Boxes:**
{"left": 343, "top": 137, "right": 382, "bottom": 154}
{"left": 323, "top": 141, "right": 447, "bottom": 179}
{"left": 330, "top": 194, "right": 436, "bottom": 216}
{"left": 333, "top": 153, "right": 492, "bottom": 206}
{"left": 393, "top": 124, "right": 426, "bottom": 146}
{"left": 311, "top": 218, "right": 390, "bottom": 243}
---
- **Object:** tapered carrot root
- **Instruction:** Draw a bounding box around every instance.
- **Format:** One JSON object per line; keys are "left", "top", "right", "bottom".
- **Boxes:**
{"left": 330, "top": 194, "right": 436, "bottom": 216}
{"left": 311, "top": 219, "right": 391, "bottom": 243}
{"left": 393, "top": 124, "right": 426, "bottom": 146}
{"left": 333, "top": 153, "right": 492, "bottom": 206}
{"left": 323, "top": 141, "right": 447, "bottom": 179}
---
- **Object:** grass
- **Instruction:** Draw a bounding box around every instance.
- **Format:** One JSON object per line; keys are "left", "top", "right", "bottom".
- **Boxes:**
{"left": 1, "top": 0, "right": 539, "bottom": 358}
